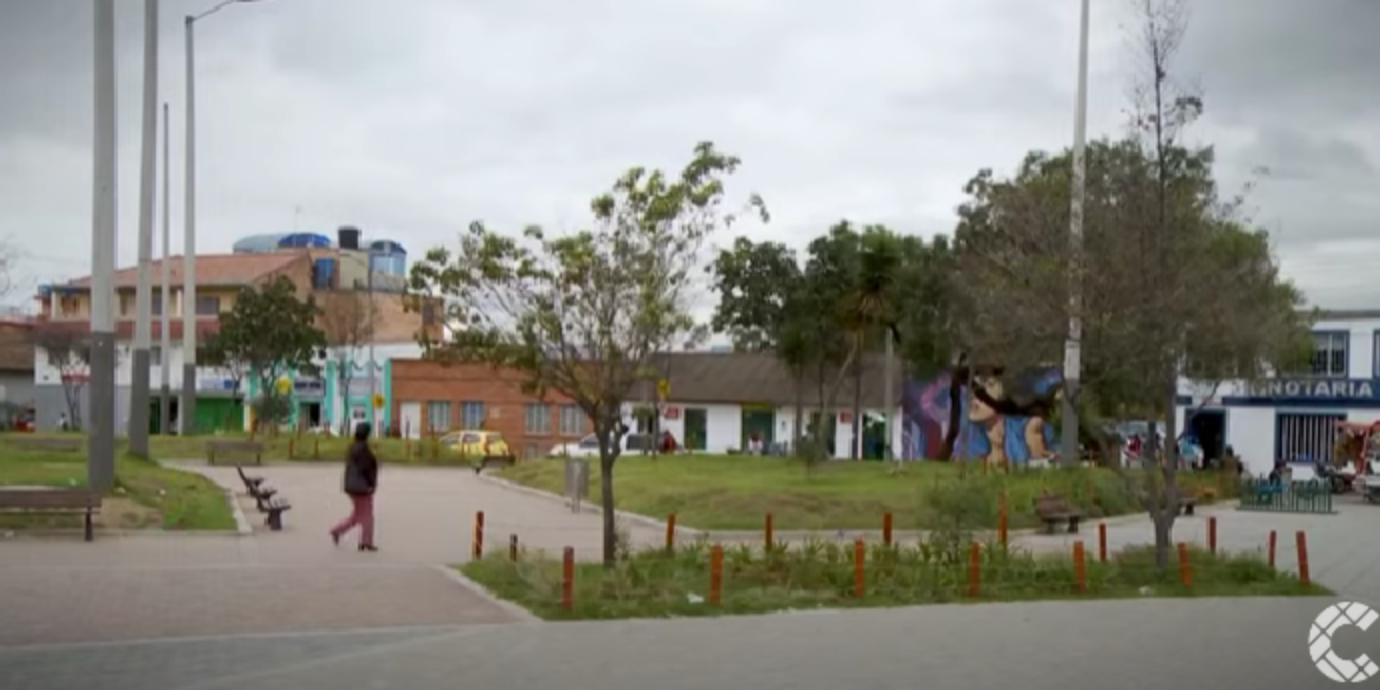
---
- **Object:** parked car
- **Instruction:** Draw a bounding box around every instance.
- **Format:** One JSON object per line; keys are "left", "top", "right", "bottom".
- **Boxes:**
{"left": 439, "top": 430, "right": 513, "bottom": 462}
{"left": 547, "top": 432, "right": 658, "bottom": 457}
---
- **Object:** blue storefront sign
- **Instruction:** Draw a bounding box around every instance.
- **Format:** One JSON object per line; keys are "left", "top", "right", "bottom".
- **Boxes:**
{"left": 1202, "top": 378, "right": 1380, "bottom": 409}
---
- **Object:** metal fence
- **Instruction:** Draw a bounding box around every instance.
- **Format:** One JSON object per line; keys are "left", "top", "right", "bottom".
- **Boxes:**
{"left": 1238, "top": 478, "right": 1334, "bottom": 514}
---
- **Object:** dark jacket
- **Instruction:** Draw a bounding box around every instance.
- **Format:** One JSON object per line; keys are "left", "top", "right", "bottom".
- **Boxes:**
{"left": 343, "top": 441, "right": 379, "bottom": 496}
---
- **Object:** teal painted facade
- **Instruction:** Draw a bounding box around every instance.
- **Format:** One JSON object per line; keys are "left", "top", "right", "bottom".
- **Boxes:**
{"left": 241, "top": 359, "right": 396, "bottom": 433}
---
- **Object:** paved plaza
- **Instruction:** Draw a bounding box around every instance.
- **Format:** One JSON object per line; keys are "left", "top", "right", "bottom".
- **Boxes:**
{"left": 1, "top": 463, "right": 1377, "bottom": 688}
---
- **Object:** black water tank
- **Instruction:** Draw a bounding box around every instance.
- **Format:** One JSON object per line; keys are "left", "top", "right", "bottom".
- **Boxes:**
{"left": 337, "top": 226, "right": 361, "bottom": 250}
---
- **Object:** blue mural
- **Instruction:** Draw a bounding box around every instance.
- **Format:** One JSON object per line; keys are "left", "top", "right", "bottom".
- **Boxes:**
{"left": 901, "top": 368, "right": 1063, "bottom": 464}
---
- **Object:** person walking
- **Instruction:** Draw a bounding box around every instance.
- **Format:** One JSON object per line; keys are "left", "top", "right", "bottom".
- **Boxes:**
{"left": 330, "top": 422, "right": 379, "bottom": 551}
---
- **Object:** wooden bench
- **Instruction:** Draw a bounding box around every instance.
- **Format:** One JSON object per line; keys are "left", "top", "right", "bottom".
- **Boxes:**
{"left": 207, "top": 440, "right": 264, "bottom": 466}
{"left": 9, "top": 437, "right": 83, "bottom": 453}
{"left": 1034, "top": 493, "right": 1083, "bottom": 534}
{"left": 472, "top": 455, "right": 517, "bottom": 475}
{"left": 1179, "top": 496, "right": 1198, "bottom": 516}
{"left": 0, "top": 489, "right": 102, "bottom": 541}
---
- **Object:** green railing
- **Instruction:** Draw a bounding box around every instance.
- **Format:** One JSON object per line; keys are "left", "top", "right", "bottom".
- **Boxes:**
{"left": 1237, "top": 478, "right": 1334, "bottom": 514}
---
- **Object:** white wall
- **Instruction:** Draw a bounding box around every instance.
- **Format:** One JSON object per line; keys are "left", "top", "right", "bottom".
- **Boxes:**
{"left": 635, "top": 400, "right": 906, "bottom": 459}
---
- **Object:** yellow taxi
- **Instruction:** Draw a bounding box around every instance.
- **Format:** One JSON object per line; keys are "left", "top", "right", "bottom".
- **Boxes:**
{"left": 439, "top": 430, "right": 515, "bottom": 470}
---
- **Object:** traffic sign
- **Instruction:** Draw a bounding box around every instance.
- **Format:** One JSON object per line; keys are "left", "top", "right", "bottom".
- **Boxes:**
{"left": 656, "top": 378, "right": 670, "bottom": 400}
{"left": 371, "top": 392, "right": 385, "bottom": 409}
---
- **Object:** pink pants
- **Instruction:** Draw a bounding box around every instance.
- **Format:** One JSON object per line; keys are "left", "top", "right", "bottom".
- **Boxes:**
{"left": 331, "top": 494, "right": 375, "bottom": 545}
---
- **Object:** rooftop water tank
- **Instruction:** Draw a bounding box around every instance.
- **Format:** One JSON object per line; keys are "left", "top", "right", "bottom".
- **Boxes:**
{"left": 337, "top": 226, "right": 361, "bottom": 250}
{"left": 278, "top": 233, "right": 331, "bottom": 249}
{"left": 233, "top": 233, "right": 290, "bottom": 253}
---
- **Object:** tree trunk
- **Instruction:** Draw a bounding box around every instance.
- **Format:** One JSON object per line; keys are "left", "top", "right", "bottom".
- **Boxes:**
{"left": 600, "top": 453, "right": 617, "bottom": 567}
{"left": 792, "top": 373, "right": 804, "bottom": 455}
{"left": 1155, "top": 366, "right": 1181, "bottom": 569}
{"left": 851, "top": 332, "right": 862, "bottom": 460}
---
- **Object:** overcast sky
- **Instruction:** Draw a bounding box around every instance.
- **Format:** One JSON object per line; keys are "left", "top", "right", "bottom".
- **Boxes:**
{"left": 0, "top": 0, "right": 1376, "bottom": 310}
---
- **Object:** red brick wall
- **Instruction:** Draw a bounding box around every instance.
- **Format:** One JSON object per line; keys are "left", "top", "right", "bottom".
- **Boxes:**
{"left": 389, "top": 359, "right": 590, "bottom": 457}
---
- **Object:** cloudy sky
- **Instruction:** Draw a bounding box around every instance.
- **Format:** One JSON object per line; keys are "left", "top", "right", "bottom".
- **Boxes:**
{"left": 0, "top": 0, "right": 1376, "bottom": 310}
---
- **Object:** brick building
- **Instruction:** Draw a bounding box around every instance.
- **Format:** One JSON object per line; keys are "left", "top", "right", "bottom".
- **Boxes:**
{"left": 389, "top": 359, "right": 591, "bottom": 457}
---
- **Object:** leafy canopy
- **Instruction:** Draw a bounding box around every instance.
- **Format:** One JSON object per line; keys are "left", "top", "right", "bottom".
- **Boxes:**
{"left": 204, "top": 276, "right": 326, "bottom": 419}
{"left": 409, "top": 142, "right": 767, "bottom": 456}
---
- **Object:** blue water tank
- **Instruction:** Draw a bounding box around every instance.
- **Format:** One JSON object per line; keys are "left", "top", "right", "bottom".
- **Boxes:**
{"left": 279, "top": 233, "right": 331, "bottom": 249}
{"left": 368, "top": 239, "right": 408, "bottom": 277}
{"left": 312, "top": 257, "right": 335, "bottom": 289}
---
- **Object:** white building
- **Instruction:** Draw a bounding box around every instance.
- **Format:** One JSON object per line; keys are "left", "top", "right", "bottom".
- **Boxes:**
{"left": 627, "top": 351, "right": 904, "bottom": 460}
{"left": 1175, "top": 310, "right": 1380, "bottom": 476}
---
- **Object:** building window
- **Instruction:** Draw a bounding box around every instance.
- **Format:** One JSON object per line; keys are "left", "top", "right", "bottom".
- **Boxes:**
{"left": 460, "top": 401, "right": 484, "bottom": 429}
{"left": 196, "top": 295, "right": 221, "bottom": 315}
{"left": 1306, "top": 332, "right": 1348, "bottom": 377}
{"left": 151, "top": 292, "right": 163, "bottom": 316}
{"left": 559, "top": 404, "right": 583, "bottom": 436}
{"left": 426, "top": 401, "right": 451, "bottom": 433}
{"left": 119, "top": 293, "right": 134, "bottom": 316}
{"left": 1277, "top": 412, "right": 1345, "bottom": 464}
{"left": 150, "top": 346, "right": 162, "bottom": 366}
{"left": 524, "top": 403, "right": 551, "bottom": 435}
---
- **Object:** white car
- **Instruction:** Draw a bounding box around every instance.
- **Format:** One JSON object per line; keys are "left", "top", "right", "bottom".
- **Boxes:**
{"left": 548, "top": 433, "right": 659, "bottom": 457}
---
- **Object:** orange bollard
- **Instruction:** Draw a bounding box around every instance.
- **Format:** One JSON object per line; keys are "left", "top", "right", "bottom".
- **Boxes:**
{"left": 313, "top": 436, "right": 320, "bottom": 459}
{"left": 882, "top": 512, "right": 893, "bottom": 547}
{"left": 561, "top": 547, "right": 574, "bottom": 610}
{"left": 853, "top": 538, "right": 865, "bottom": 598}
{"left": 764, "top": 512, "right": 774, "bottom": 551}
{"left": 1268, "top": 530, "right": 1277, "bottom": 568}
{"left": 665, "top": 513, "right": 677, "bottom": 552}
{"left": 1177, "top": 542, "right": 1191, "bottom": 589}
{"left": 1207, "top": 516, "right": 1217, "bottom": 555}
{"left": 709, "top": 545, "right": 724, "bottom": 605}
{"left": 1073, "top": 541, "right": 1086, "bottom": 592}
{"left": 1097, "top": 522, "right": 1107, "bottom": 562}
{"left": 288, "top": 438, "right": 295, "bottom": 459}
{"left": 471, "top": 511, "right": 485, "bottom": 558}
{"left": 1296, "top": 531, "right": 1310, "bottom": 586}
{"left": 509, "top": 534, "right": 519, "bottom": 561}
{"left": 967, "top": 541, "right": 981, "bottom": 597}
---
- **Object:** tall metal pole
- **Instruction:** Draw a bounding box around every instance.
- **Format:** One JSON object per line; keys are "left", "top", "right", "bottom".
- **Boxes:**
{"left": 181, "top": 15, "right": 199, "bottom": 435}
{"left": 367, "top": 253, "right": 376, "bottom": 436}
{"left": 89, "top": 0, "right": 118, "bottom": 490}
{"left": 130, "top": 0, "right": 160, "bottom": 455}
{"left": 1060, "top": 0, "right": 1091, "bottom": 466}
{"left": 159, "top": 102, "right": 173, "bottom": 434}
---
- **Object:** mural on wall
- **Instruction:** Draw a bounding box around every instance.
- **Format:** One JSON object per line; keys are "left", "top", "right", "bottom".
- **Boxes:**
{"left": 901, "top": 368, "right": 1063, "bottom": 465}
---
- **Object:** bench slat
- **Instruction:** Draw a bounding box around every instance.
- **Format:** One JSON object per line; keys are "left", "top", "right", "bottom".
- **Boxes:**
{"left": 0, "top": 490, "right": 101, "bottom": 509}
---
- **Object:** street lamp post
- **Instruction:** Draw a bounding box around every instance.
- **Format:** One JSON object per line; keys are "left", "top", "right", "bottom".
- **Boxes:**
{"left": 1061, "top": 0, "right": 1092, "bottom": 466}
{"left": 130, "top": 0, "right": 160, "bottom": 456}
{"left": 183, "top": 0, "right": 266, "bottom": 435}
{"left": 90, "top": 0, "right": 117, "bottom": 490}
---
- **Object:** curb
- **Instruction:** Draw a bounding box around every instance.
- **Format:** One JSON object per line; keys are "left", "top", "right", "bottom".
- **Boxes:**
{"left": 226, "top": 488, "right": 254, "bottom": 536}
{"left": 433, "top": 564, "right": 543, "bottom": 624}
{"left": 474, "top": 473, "right": 707, "bottom": 538}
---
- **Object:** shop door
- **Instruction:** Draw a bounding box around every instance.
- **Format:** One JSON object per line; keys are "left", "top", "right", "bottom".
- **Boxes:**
{"left": 684, "top": 407, "right": 707, "bottom": 451}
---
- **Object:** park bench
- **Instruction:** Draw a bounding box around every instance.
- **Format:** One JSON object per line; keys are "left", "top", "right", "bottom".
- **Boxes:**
{"left": 258, "top": 495, "right": 292, "bottom": 532}
{"left": 1178, "top": 495, "right": 1198, "bottom": 516}
{"left": 8, "top": 437, "right": 83, "bottom": 453}
{"left": 472, "top": 455, "right": 517, "bottom": 475}
{"left": 1034, "top": 493, "right": 1083, "bottom": 534}
{"left": 0, "top": 488, "right": 102, "bottom": 541}
{"left": 235, "top": 465, "right": 265, "bottom": 495}
{"left": 207, "top": 439, "right": 264, "bottom": 466}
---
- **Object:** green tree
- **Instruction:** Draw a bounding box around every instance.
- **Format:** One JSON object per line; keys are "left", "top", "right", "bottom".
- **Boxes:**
{"left": 205, "top": 276, "right": 326, "bottom": 435}
{"left": 409, "top": 142, "right": 766, "bottom": 567}
{"left": 953, "top": 0, "right": 1310, "bottom": 567}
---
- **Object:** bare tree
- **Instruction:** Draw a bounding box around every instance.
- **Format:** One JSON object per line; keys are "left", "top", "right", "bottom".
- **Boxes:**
{"left": 34, "top": 327, "right": 92, "bottom": 430}
{"left": 318, "top": 290, "right": 375, "bottom": 435}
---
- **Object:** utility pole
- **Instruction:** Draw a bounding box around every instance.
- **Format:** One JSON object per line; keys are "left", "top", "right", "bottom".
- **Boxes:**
{"left": 367, "top": 252, "right": 377, "bottom": 436}
{"left": 89, "top": 0, "right": 117, "bottom": 490}
{"left": 884, "top": 329, "right": 894, "bottom": 464}
{"left": 1061, "top": 0, "right": 1091, "bottom": 467}
{"left": 159, "top": 102, "right": 172, "bottom": 435}
{"left": 130, "top": 0, "right": 159, "bottom": 455}
{"left": 181, "top": 14, "right": 199, "bottom": 435}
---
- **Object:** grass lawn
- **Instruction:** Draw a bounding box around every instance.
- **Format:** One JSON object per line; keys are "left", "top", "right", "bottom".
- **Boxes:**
{"left": 495, "top": 454, "right": 1235, "bottom": 531}
{"left": 0, "top": 437, "right": 236, "bottom": 531}
{"left": 462, "top": 540, "right": 1328, "bottom": 620}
